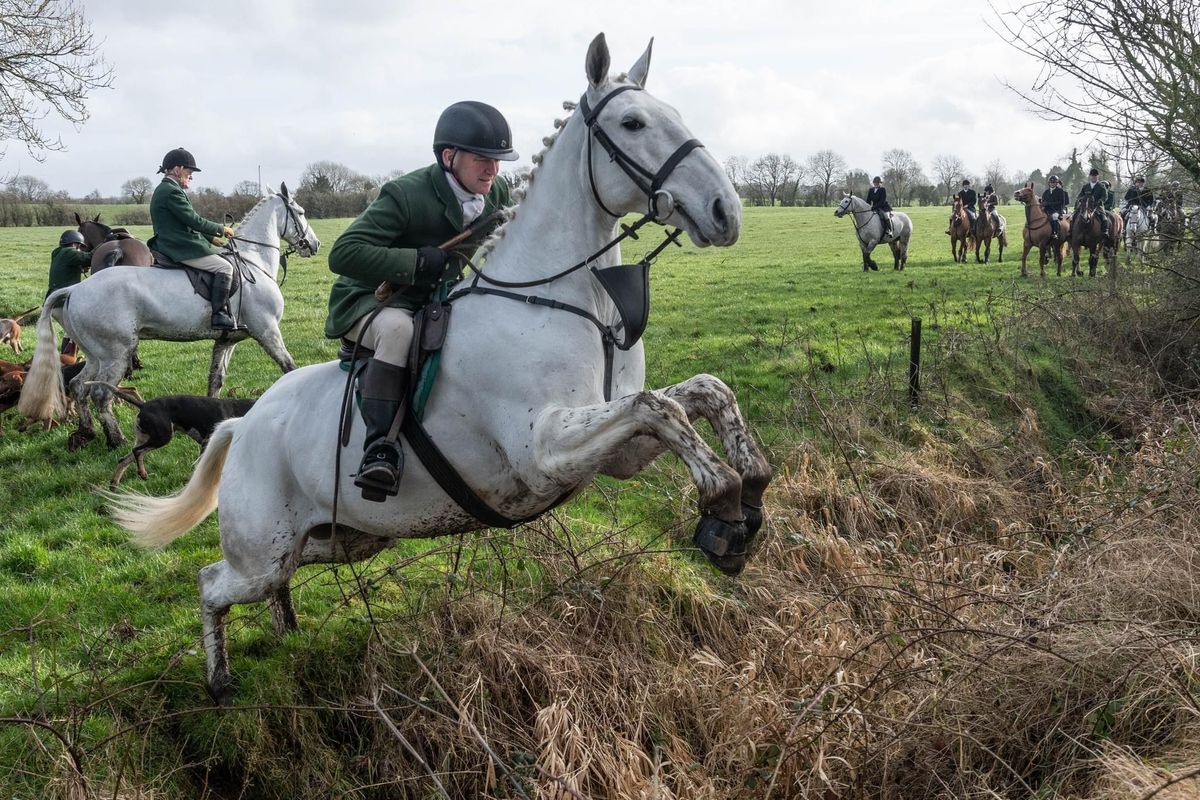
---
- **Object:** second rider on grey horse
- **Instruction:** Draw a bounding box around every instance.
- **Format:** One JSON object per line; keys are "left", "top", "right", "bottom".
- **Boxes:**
{"left": 325, "top": 101, "right": 516, "bottom": 501}
{"left": 147, "top": 147, "right": 238, "bottom": 330}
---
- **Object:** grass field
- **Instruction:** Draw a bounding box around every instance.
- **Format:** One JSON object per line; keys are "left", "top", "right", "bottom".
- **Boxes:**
{"left": 2, "top": 204, "right": 1164, "bottom": 797}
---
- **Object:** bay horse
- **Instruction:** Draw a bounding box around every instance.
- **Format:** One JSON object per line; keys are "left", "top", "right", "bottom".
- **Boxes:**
{"left": 106, "top": 34, "right": 772, "bottom": 705}
{"left": 1013, "top": 183, "right": 1069, "bottom": 277}
{"left": 1070, "top": 196, "right": 1123, "bottom": 278}
{"left": 75, "top": 213, "right": 154, "bottom": 272}
{"left": 949, "top": 197, "right": 972, "bottom": 263}
{"left": 832, "top": 194, "right": 913, "bottom": 270}
{"left": 973, "top": 198, "right": 1006, "bottom": 263}
{"left": 19, "top": 184, "right": 318, "bottom": 449}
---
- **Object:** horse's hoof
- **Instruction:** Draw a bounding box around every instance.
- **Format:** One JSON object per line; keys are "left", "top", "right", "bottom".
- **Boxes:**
{"left": 741, "top": 501, "right": 764, "bottom": 546}
{"left": 693, "top": 513, "right": 748, "bottom": 576}
{"left": 66, "top": 429, "right": 95, "bottom": 452}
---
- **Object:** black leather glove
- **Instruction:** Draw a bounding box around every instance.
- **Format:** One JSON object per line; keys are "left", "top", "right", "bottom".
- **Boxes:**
{"left": 413, "top": 246, "right": 447, "bottom": 285}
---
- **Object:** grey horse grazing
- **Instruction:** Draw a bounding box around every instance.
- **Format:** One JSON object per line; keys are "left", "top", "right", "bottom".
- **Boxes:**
{"left": 107, "top": 34, "right": 772, "bottom": 705}
{"left": 834, "top": 193, "right": 913, "bottom": 270}
{"left": 19, "top": 185, "right": 318, "bottom": 449}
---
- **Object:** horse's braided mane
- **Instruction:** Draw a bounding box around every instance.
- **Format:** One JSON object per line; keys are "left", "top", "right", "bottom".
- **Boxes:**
{"left": 477, "top": 97, "right": 582, "bottom": 259}
{"left": 234, "top": 193, "right": 275, "bottom": 228}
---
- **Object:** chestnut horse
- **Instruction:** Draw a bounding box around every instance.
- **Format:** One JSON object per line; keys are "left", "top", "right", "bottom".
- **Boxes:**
{"left": 1013, "top": 183, "right": 1069, "bottom": 277}
{"left": 75, "top": 214, "right": 154, "bottom": 273}
{"left": 1070, "top": 196, "right": 1123, "bottom": 278}
{"left": 973, "top": 197, "right": 1006, "bottom": 263}
{"left": 949, "top": 197, "right": 972, "bottom": 263}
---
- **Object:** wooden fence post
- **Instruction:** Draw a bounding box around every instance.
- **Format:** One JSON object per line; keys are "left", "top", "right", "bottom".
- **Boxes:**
{"left": 908, "top": 317, "right": 921, "bottom": 407}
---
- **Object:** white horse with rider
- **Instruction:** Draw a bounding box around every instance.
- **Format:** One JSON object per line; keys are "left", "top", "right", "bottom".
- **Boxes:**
{"left": 1123, "top": 202, "right": 1158, "bottom": 264}
{"left": 834, "top": 194, "right": 913, "bottom": 271}
{"left": 19, "top": 185, "right": 319, "bottom": 449}
{"left": 106, "top": 34, "right": 772, "bottom": 704}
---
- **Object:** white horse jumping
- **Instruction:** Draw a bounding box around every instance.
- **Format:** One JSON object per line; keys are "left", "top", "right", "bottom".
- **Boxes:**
{"left": 1123, "top": 203, "right": 1157, "bottom": 264}
{"left": 107, "top": 34, "right": 772, "bottom": 704}
{"left": 19, "top": 185, "right": 319, "bottom": 449}
{"left": 834, "top": 194, "right": 913, "bottom": 270}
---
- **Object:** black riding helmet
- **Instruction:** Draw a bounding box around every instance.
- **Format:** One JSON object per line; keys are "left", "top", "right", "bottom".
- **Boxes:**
{"left": 59, "top": 230, "right": 85, "bottom": 247}
{"left": 433, "top": 101, "right": 519, "bottom": 163}
{"left": 157, "top": 147, "right": 201, "bottom": 174}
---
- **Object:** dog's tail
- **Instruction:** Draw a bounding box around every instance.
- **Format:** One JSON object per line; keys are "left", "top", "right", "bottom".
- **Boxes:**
{"left": 102, "top": 418, "right": 239, "bottom": 548}
{"left": 83, "top": 380, "right": 145, "bottom": 409}
{"left": 10, "top": 305, "right": 41, "bottom": 325}
{"left": 17, "top": 289, "right": 70, "bottom": 422}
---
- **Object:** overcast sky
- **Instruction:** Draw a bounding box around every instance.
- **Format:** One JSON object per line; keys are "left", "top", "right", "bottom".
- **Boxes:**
{"left": 4, "top": 0, "right": 1092, "bottom": 197}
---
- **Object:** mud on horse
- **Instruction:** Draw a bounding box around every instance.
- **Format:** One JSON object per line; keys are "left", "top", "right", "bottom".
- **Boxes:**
{"left": 106, "top": 34, "right": 772, "bottom": 705}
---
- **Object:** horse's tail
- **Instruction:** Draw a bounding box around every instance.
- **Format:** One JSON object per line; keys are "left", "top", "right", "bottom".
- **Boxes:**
{"left": 17, "top": 290, "right": 70, "bottom": 422}
{"left": 103, "top": 418, "right": 239, "bottom": 547}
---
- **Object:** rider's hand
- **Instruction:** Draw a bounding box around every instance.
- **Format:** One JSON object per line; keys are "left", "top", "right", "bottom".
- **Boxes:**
{"left": 222, "top": 225, "right": 236, "bottom": 239}
{"left": 210, "top": 236, "right": 227, "bottom": 247}
{"left": 413, "top": 246, "right": 448, "bottom": 285}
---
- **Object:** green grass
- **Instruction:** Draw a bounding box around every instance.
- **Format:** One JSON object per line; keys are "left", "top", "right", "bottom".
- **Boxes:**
{"left": 0, "top": 204, "right": 1093, "bottom": 794}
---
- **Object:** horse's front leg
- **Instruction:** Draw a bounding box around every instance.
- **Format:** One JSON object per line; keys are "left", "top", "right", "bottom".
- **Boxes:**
{"left": 250, "top": 323, "right": 297, "bottom": 375}
{"left": 534, "top": 390, "right": 749, "bottom": 574}
{"left": 207, "top": 341, "right": 236, "bottom": 397}
{"left": 601, "top": 375, "right": 772, "bottom": 539}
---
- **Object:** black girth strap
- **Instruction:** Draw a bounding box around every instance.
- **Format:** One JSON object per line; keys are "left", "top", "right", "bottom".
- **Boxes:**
{"left": 400, "top": 413, "right": 542, "bottom": 529}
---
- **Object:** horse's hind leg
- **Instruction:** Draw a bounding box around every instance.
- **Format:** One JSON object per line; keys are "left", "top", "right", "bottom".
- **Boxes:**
{"left": 207, "top": 342, "right": 236, "bottom": 397}
{"left": 67, "top": 361, "right": 99, "bottom": 450}
{"left": 199, "top": 556, "right": 292, "bottom": 705}
{"left": 86, "top": 367, "right": 127, "bottom": 448}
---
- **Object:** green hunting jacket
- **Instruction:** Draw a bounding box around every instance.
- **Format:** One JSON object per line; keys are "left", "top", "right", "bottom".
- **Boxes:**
{"left": 147, "top": 177, "right": 225, "bottom": 262}
{"left": 324, "top": 163, "right": 511, "bottom": 338}
{"left": 47, "top": 246, "right": 92, "bottom": 296}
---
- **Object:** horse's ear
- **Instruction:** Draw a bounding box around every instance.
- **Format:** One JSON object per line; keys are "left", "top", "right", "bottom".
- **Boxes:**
{"left": 93, "top": 214, "right": 101, "bottom": 223}
{"left": 586, "top": 32, "right": 610, "bottom": 88}
{"left": 279, "top": 181, "right": 289, "bottom": 199}
{"left": 628, "top": 38, "right": 653, "bottom": 87}
{"left": 74, "top": 212, "right": 82, "bottom": 225}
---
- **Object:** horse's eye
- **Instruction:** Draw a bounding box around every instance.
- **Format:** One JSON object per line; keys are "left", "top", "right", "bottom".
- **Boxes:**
{"left": 621, "top": 117, "right": 645, "bottom": 131}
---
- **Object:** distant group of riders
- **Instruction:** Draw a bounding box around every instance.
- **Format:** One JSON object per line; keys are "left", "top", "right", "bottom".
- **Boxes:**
{"left": 927, "top": 170, "right": 1187, "bottom": 245}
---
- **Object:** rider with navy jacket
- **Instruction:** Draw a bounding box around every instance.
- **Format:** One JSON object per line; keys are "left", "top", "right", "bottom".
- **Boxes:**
{"left": 947, "top": 179, "right": 977, "bottom": 233}
{"left": 1122, "top": 176, "right": 1154, "bottom": 221}
{"left": 1041, "top": 175, "right": 1069, "bottom": 241}
{"left": 866, "top": 176, "right": 892, "bottom": 238}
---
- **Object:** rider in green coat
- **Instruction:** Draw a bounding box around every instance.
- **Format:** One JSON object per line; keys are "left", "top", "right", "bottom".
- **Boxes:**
{"left": 147, "top": 147, "right": 238, "bottom": 329}
{"left": 326, "top": 101, "right": 516, "bottom": 501}
{"left": 47, "top": 230, "right": 91, "bottom": 296}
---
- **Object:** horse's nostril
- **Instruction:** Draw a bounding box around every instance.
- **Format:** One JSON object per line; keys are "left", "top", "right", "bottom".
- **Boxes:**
{"left": 712, "top": 197, "right": 728, "bottom": 233}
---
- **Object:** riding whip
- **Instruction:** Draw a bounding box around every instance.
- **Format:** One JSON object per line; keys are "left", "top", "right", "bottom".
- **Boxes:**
{"left": 374, "top": 210, "right": 506, "bottom": 302}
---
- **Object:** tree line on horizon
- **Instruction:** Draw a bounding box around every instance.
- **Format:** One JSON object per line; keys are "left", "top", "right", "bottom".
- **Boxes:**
{"left": 724, "top": 147, "right": 1194, "bottom": 208}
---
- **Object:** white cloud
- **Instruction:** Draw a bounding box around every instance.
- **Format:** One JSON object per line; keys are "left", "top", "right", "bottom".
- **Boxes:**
{"left": 4, "top": 0, "right": 1093, "bottom": 196}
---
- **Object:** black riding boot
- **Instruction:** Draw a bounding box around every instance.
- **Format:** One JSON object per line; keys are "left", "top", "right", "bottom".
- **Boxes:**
{"left": 1049, "top": 218, "right": 1059, "bottom": 241}
{"left": 1099, "top": 212, "right": 1110, "bottom": 241}
{"left": 209, "top": 272, "right": 236, "bottom": 331}
{"left": 880, "top": 213, "right": 892, "bottom": 239}
{"left": 354, "top": 359, "right": 410, "bottom": 502}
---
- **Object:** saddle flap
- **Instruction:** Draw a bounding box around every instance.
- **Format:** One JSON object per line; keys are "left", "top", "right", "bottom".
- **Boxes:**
{"left": 591, "top": 260, "right": 650, "bottom": 351}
